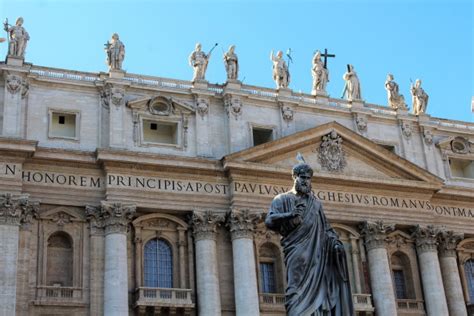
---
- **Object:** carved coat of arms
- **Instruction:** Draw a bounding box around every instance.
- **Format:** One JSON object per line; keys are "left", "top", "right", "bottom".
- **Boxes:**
{"left": 318, "top": 131, "right": 346, "bottom": 172}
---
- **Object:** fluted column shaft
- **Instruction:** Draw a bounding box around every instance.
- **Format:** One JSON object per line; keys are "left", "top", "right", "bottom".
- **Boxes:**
{"left": 192, "top": 211, "right": 224, "bottom": 316}
{"left": 438, "top": 231, "right": 467, "bottom": 316}
{"left": 228, "top": 210, "right": 260, "bottom": 316}
{"left": 412, "top": 225, "right": 449, "bottom": 316}
{"left": 360, "top": 221, "right": 397, "bottom": 316}
{"left": 87, "top": 202, "right": 135, "bottom": 316}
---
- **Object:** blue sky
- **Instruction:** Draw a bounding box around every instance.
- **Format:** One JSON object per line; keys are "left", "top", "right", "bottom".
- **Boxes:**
{"left": 1, "top": 0, "right": 473, "bottom": 122}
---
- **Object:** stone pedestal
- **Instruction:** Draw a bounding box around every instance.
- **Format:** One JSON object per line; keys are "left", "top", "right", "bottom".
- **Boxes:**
{"left": 86, "top": 202, "right": 135, "bottom": 316}
{"left": 6, "top": 56, "right": 24, "bottom": 67}
{"left": 277, "top": 87, "right": 292, "bottom": 97}
{"left": 191, "top": 211, "right": 225, "bottom": 316}
{"left": 0, "top": 194, "right": 38, "bottom": 316}
{"left": 314, "top": 93, "right": 330, "bottom": 106}
{"left": 438, "top": 231, "right": 467, "bottom": 316}
{"left": 360, "top": 221, "right": 397, "bottom": 316}
{"left": 109, "top": 69, "right": 125, "bottom": 79}
{"left": 228, "top": 210, "right": 260, "bottom": 316}
{"left": 224, "top": 80, "right": 242, "bottom": 91}
{"left": 412, "top": 225, "right": 449, "bottom": 316}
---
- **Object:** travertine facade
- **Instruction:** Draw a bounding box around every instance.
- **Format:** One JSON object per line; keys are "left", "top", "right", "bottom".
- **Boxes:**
{"left": 1, "top": 51, "right": 474, "bottom": 316}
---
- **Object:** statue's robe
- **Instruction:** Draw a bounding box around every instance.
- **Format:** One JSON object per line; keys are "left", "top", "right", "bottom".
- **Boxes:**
{"left": 266, "top": 191, "right": 354, "bottom": 316}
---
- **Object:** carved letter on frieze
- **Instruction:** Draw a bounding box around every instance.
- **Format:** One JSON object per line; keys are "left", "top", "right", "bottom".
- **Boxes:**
{"left": 318, "top": 131, "right": 346, "bottom": 172}
{"left": 438, "top": 230, "right": 463, "bottom": 257}
{"left": 411, "top": 225, "right": 441, "bottom": 254}
{"left": 226, "top": 209, "right": 262, "bottom": 240}
{"left": 0, "top": 193, "right": 39, "bottom": 226}
{"left": 190, "top": 210, "right": 225, "bottom": 241}
{"left": 359, "top": 220, "right": 395, "bottom": 251}
{"left": 6, "top": 74, "right": 28, "bottom": 98}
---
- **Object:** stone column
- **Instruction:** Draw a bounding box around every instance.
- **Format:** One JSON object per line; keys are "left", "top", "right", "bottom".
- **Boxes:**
{"left": 438, "top": 230, "right": 467, "bottom": 316}
{"left": 227, "top": 209, "right": 260, "bottom": 316}
{"left": 412, "top": 225, "right": 449, "bottom": 316}
{"left": 360, "top": 221, "right": 397, "bottom": 316}
{"left": 0, "top": 193, "right": 38, "bottom": 316}
{"left": 191, "top": 210, "right": 225, "bottom": 316}
{"left": 87, "top": 202, "right": 136, "bottom": 316}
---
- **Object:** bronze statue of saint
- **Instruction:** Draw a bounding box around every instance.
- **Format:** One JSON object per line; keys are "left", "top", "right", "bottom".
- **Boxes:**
{"left": 265, "top": 155, "right": 354, "bottom": 316}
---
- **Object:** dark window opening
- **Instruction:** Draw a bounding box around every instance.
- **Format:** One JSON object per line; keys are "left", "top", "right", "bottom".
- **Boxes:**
{"left": 253, "top": 128, "right": 273, "bottom": 146}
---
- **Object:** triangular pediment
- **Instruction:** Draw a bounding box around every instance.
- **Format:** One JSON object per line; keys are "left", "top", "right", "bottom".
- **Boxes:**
{"left": 127, "top": 95, "right": 195, "bottom": 115}
{"left": 224, "top": 121, "right": 444, "bottom": 189}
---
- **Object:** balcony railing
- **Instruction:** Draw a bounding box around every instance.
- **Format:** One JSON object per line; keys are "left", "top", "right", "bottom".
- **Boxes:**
{"left": 397, "top": 299, "right": 425, "bottom": 311}
{"left": 134, "top": 287, "right": 194, "bottom": 308}
{"left": 353, "top": 293, "right": 374, "bottom": 312}
{"left": 35, "top": 286, "right": 83, "bottom": 305}
{"left": 259, "top": 293, "right": 286, "bottom": 312}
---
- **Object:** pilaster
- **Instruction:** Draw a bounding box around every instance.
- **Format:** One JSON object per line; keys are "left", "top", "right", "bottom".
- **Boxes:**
{"left": 2, "top": 72, "right": 29, "bottom": 137}
{"left": 224, "top": 93, "right": 246, "bottom": 153}
{"left": 193, "top": 95, "right": 213, "bottom": 157}
{"left": 100, "top": 83, "right": 127, "bottom": 149}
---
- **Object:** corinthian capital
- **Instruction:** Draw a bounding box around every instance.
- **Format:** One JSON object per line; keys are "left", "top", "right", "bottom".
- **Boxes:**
{"left": 227, "top": 209, "right": 262, "bottom": 240}
{"left": 191, "top": 210, "right": 225, "bottom": 241}
{"left": 411, "top": 225, "right": 441, "bottom": 254}
{"left": 86, "top": 201, "right": 135, "bottom": 235}
{"left": 438, "top": 230, "right": 463, "bottom": 257}
{"left": 359, "top": 220, "right": 395, "bottom": 251}
{"left": 0, "top": 193, "right": 39, "bottom": 226}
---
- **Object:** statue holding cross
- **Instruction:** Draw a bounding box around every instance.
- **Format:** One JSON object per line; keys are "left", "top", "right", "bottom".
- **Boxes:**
{"left": 311, "top": 49, "right": 335, "bottom": 96}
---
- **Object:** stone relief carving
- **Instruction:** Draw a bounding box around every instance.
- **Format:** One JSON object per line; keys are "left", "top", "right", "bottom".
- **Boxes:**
{"left": 86, "top": 202, "right": 136, "bottom": 235}
{"left": 226, "top": 209, "right": 261, "bottom": 240}
{"left": 386, "top": 234, "right": 407, "bottom": 249}
{"left": 411, "top": 225, "right": 441, "bottom": 253}
{"left": 190, "top": 210, "right": 225, "bottom": 241}
{"left": 438, "top": 230, "right": 463, "bottom": 257}
{"left": 401, "top": 122, "right": 412, "bottom": 139}
{"left": 318, "top": 131, "right": 346, "bottom": 172}
{"left": 410, "top": 79, "right": 429, "bottom": 115}
{"left": 104, "top": 33, "right": 125, "bottom": 71}
{"left": 196, "top": 98, "right": 209, "bottom": 117}
{"left": 355, "top": 115, "right": 367, "bottom": 132}
{"left": 223, "top": 45, "right": 239, "bottom": 81}
{"left": 148, "top": 96, "right": 173, "bottom": 116}
{"left": 51, "top": 212, "right": 72, "bottom": 226}
{"left": 0, "top": 193, "right": 39, "bottom": 226}
{"left": 224, "top": 95, "right": 242, "bottom": 119}
{"left": 451, "top": 136, "right": 469, "bottom": 154}
{"left": 100, "top": 84, "right": 125, "bottom": 108}
{"left": 360, "top": 220, "right": 395, "bottom": 250}
{"left": 280, "top": 103, "right": 294, "bottom": 123}
{"left": 423, "top": 129, "right": 433, "bottom": 145}
{"left": 270, "top": 50, "right": 290, "bottom": 89}
{"left": 6, "top": 74, "right": 28, "bottom": 97}
{"left": 4, "top": 17, "right": 29, "bottom": 58}
{"left": 385, "top": 74, "right": 407, "bottom": 110}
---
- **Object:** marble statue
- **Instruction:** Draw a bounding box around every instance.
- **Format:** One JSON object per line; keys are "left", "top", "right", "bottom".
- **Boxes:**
{"left": 411, "top": 79, "right": 429, "bottom": 115}
{"left": 104, "top": 33, "right": 125, "bottom": 71}
{"left": 385, "top": 74, "right": 407, "bottom": 110}
{"left": 265, "top": 155, "right": 354, "bottom": 316}
{"left": 311, "top": 50, "right": 329, "bottom": 94}
{"left": 3, "top": 17, "right": 29, "bottom": 58}
{"left": 223, "top": 45, "right": 239, "bottom": 81}
{"left": 270, "top": 50, "right": 290, "bottom": 89}
{"left": 189, "top": 43, "right": 211, "bottom": 82}
{"left": 342, "top": 64, "right": 361, "bottom": 100}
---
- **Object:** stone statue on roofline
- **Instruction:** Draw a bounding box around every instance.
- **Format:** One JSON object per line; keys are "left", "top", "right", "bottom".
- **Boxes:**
{"left": 411, "top": 79, "right": 429, "bottom": 115}
{"left": 189, "top": 42, "right": 215, "bottom": 82}
{"left": 3, "top": 17, "right": 29, "bottom": 58}
{"left": 385, "top": 74, "right": 407, "bottom": 110}
{"left": 104, "top": 33, "right": 125, "bottom": 71}
{"left": 270, "top": 50, "right": 290, "bottom": 89}
{"left": 342, "top": 64, "right": 361, "bottom": 101}
{"left": 265, "top": 153, "right": 354, "bottom": 316}
{"left": 311, "top": 50, "right": 329, "bottom": 95}
{"left": 223, "top": 45, "right": 239, "bottom": 81}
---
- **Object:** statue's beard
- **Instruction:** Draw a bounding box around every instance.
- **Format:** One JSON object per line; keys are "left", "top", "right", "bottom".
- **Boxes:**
{"left": 295, "top": 181, "right": 312, "bottom": 194}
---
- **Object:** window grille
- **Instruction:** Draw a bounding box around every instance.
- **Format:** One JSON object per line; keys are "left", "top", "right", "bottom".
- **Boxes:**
{"left": 144, "top": 239, "right": 173, "bottom": 288}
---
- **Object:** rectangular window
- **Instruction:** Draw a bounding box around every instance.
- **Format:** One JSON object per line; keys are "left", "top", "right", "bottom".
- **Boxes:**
{"left": 449, "top": 158, "right": 474, "bottom": 179}
{"left": 49, "top": 112, "right": 78, "bottom": 139}
{"left": 253, "top": 128, "right": 273, "bottom": 146}
{"left": 142, "top": 120, "right": 178, "bottom": 145}
{"left": 393, "top": 269, "right": 407, "bottom": 299}
{"left": 260, "top": 262, "right": 276, "bottom": 293}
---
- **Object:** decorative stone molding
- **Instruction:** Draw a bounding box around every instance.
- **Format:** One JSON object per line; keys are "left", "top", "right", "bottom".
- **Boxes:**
{"left": 451, "top": 136, "right": 469, "bottom": 154}
{"left": 359, "top": 221, "right": 395, "bottom": 251}
{"left": 224, "top": 94, "right": 242, "bottom": 119}
{"left": 100, "top": 84, "right": 125, "bottom": 108}
{"left": 51, "top": 211, "right": 72, "bottom": 227}
{"left": 196, "top": 98, "right": 209, "bottom": 117}
{"left": 401, "top": 122, "right": 412, "bottom": 139}
{"left": 411, "top": 225, "right": 441, "bottom": 254}
{"left": 0, "top": 193, "right": 39, "bottom": 226}
{"left": 85, "top": 202, "right": 136, "bottom": 235}
{"left": 438, "top": 230, "right": 463, "bottom": 257}
{"left": 6, "top": 74, "right": 29, "bottom": 98}
{"left": 190, "top": 210, "right": 225, "bottom": 241}
{"left": 423, "top": 129, "right": 433, "bottom": 145}
{"left": 318, "top": 130, "right": 346, "bottom": 172}
{"left": 355, "top": 115, "right": 367, "bottom": 132}
{"left": 226, "top": 209, "right": 262, "bottom": 240}
{"left": 279, "top": 102, "right": 294, "bottom": 123}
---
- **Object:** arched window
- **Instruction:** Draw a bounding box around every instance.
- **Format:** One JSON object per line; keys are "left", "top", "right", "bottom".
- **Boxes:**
{"left": 391, "top": 252, "right": 415, "bottom": 299}
{"left": 465, "top": 259, "right": 474, "bottom": 303}
{"left": 258, "top": 243, "right": 283, "bottom": 294}
{"left": 46, "top": 231, "right": 73, "bottom": 286}
{"left": 144, "top": 238, "right": 173, "bottom": 288}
